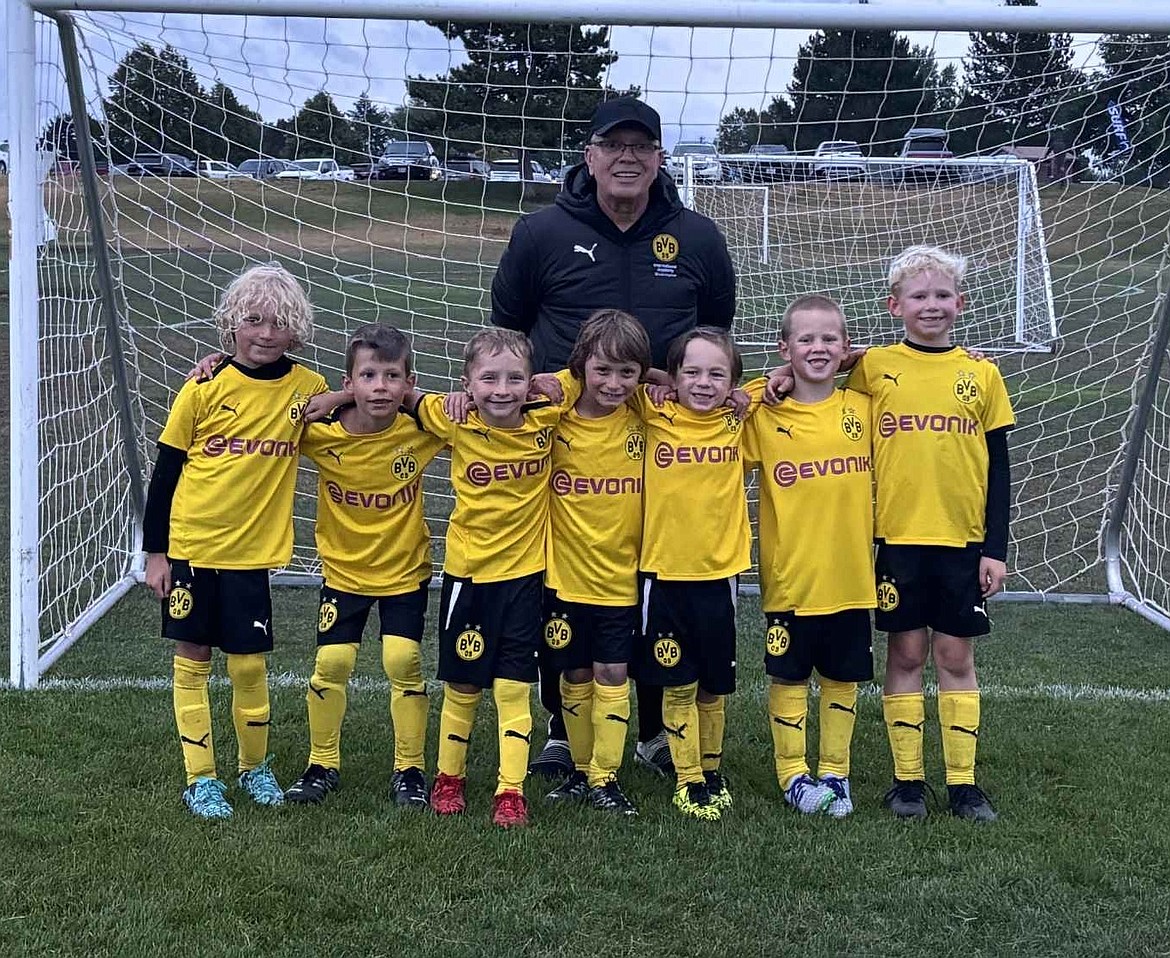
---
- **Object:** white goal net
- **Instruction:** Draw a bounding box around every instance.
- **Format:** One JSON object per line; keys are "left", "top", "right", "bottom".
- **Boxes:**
{"left": 8, "top": 3, "right": 1170, "bottom": 684}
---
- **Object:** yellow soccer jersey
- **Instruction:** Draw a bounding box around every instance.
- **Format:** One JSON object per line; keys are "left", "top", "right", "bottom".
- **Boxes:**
{"left": 743, "top": 386, "right": 877, "bottom": 615}
{"left": 631, "top": 382, "right": 761, "bottom": 581}
{"left": 414, "top": 392, "right": 571, "bottom": 583}
{"left": 159, "top": 358, "right": 328, "bottom": 569}
{"left": 301, "top": 410, "right": 446, "bottom": 596}
{"left": 546, "top": 399, "right": 645, "bottom": 606}
{"left": 846, "top": 343, "right": 1015, "bottom": 547}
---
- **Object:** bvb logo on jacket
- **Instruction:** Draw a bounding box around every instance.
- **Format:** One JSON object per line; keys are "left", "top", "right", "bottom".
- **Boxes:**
{"left": 652, "top": 233, "right": 679, "bottom": 278}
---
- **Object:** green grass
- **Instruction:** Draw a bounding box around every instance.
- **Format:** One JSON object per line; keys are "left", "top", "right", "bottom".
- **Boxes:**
{"left": 4, "top": 594, "right": 1170, "bottom": 957}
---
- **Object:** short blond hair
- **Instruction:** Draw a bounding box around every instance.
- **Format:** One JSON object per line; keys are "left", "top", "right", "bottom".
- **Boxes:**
{"left": 463, "top": 327, "right": 533, "bottom": 376}
{"left": 888, "top": 246, "right": 967, "bottom": 296}
{"left": 781, "top": 293, "right": 847, "bottom": 341}
{"left": 214, "top": 262, "right": 315, "bottom": 353}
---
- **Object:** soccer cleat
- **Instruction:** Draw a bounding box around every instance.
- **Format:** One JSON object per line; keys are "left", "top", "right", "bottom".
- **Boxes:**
{"left": 883, "top": 778, "right": 929, "bottom": 820}
{"left": 492, "top": 789, "right": 530, "bottom": 828}
{"left": 634, "top": 730, "right": 675, "bottom": 779}
{"left": 703, "top": 770, "right": 733, "bottom": 810}
{"left": 587, "top": 779, "right": 638, "bottom": 817}
{"left": 389, "top": 767, "right": 430, "bottom": 809}
{"left": 672, "top": 781, "right": 721, "bottom": 821}
{"left": 821, "top": 775, "right": 854, "bottom": 818}
{"left": 546, "top": 770, "right": 590, "bottom": 802}
{"left": 783, "top": 773, "right": 835, "bottom": 815}
{"left": 183, "top": 776, "right": 232, "bottom": 820}
{"left": 285, "top": 763, "right": 340, "bottom": 805}
{"left": 238, "top": 756, "right": 284, "bottom": 806}
{"left": 528, "top": 738, "right": 573, "bottom": 780}
{"left": 430, "top": 772, "right": 466, "bottom": 815}
{"left": 948, "top": 783, "right": 998, "bottom": 823}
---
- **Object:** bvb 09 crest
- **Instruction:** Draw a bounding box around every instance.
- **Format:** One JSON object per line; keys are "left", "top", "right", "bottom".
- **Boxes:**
{"left": 318, "top": 599, "right": 339, "bottom": 633}
{"left": 545, "top": 615, "right": 572, "bottom": 650}
{"left": 954, "top": 371, "right": 979, "bottom": 404}
{"left": 169, "top": 586, "right": 194, "bottom": 620}
{"left": 625, "top": 428, "right": 645, "bottom": 461}
{"left": 391, "top": 452, "right": 418, "bottom": 482}
{"left": 653, "top": 636, "right": 681, "bottom": 668}
{"left": 287, "top": 397, "right": 307, "bottom": 425}
{"left": 877, "top": 579, "right": 900, "bottom": 612}
{"left": 766, "top": 622, "right": 791, "bottom": 657}
{"left": 840, "top": 407, "right": 864, "bottom": 442}
{"left": 456, "top": 628, "right": 485, "bottom": 661}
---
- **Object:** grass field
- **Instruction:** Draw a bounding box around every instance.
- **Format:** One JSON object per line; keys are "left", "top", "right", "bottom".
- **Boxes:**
{"left": 2, "top": 174, "right": 1170, "bottom": 956}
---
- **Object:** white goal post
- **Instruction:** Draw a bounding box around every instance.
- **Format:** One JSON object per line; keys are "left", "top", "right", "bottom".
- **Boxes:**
{"left": 7, "top": 0, "right": 1170, "bottom": 686}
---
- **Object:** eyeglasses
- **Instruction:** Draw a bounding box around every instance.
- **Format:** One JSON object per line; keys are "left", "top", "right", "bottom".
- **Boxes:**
{"left": 589, "top": 140, "right": 660, "bottom": 157}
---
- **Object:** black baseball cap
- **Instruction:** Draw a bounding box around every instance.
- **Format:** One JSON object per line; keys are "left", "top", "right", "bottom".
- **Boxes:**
{"left": 590, "top": 97, "right": 662, "bottom": 143}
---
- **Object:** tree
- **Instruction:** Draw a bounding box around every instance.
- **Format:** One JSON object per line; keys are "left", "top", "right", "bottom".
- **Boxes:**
{"left": 348, "top": 93, "right": 397, "bottom": 160}
{"left": 195, "top": 82, "right": 265, "bottom": 164}
{"left": 961, "top": 0, "right": 1091, "bottom": 154}
{"left": 1096, "top": 34, "right": 1170, "bottom": 186}
{"left": 785, "top": 30, "right": 955, "bottom": 155}
{"left": 278, "top": 92, "right": 364, "bottom": 162}
{"left": 39, "top": 112, "right": 107, "bottom": 160}
{"left": 716, "top": 100, "right": 797, "bottom": 153}
{"left": 103, "top": 43, "right": 206, "bottom": 160}
{"left": 401, "top": 23, "right": 635, "bottom": 167}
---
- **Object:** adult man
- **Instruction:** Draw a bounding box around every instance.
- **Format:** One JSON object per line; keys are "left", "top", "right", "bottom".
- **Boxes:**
{"left": 491, "top": 96, "right": 737, "bottom": 781}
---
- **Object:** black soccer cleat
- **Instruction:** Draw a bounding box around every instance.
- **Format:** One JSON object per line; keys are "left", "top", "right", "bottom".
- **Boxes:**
{"left": 948, "top": 783, "right": 998, "bottom": 823}
{"left": 588, "top": 779, "right": 638, "bottom": 817}
{"left": 883, "top": 778, "right": 929, "bottom": 820}
{"left": 546, "top": 769, "right": 589, "bottom": 802}
{"left": 284, "top": 763, "right": 340, "bottom": 805}
{"left": 389, "top": 767, "right": 430, "bottom": 809}
{"left": 528, "top": 738, "right": 573, "bottom": 780}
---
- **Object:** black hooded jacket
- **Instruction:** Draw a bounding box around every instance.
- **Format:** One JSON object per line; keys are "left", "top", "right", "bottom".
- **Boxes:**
{"left": 490, "top": 164, "right": 736, "bottom": 372}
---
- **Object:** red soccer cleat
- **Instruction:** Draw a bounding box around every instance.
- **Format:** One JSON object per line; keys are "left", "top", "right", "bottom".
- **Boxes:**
{"left": 430, "top": 773, "right": 466, "bottom": 815}
{"left": 491, "top": 789, "right": 529, "bottom": 828}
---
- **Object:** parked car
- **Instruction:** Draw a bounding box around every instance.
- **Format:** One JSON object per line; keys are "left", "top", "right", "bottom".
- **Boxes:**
{"left": 378, "top": 140, "right": 442, "bottom": 180}
{"left": 0, "top": 142, "right": 7, "bottom": 175}
{"left": 740, "top": 143, "right": 793, "bottom": 183}
{"left": 197, "top": 159, "right": 248, "bottom": 179}
{"left": 487, "top": 158, "right": 555, "bottom": 183}
{"left": 275, "top": 158, "right": 351, "bottom": 181}
{"left": 443, "top": 157, "right": 492, "bottom": 181}
{"left": 898, "top": 127, "right": 955, "bottom": 181}
{"left": 237, "top": 158, "right": 296, "bottom": 179}
{"left": 668, "top": 142, "right": 722, "bottom": 183}
{"left": 812, "top": 140, "right": 867, "bottom": 180}
{"left": 125, "top": 152, "right": 197, "bottom": 177}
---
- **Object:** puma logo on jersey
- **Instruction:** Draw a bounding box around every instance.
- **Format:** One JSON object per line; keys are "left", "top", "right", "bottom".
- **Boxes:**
{"left": 882, "top": 373, "right": 903, "bottom": 385}
{"left": 308, "top": 681, "right": 327, "bottom": 699}
{"left": 658, "top": 411, "right": 677, "bottom": 425}
{"left": 828, "top": 702, "right": 856, "bottom": 715}
{"left": 504, "top": 729, "right": 532, "bottom": 743}
{"left": 555, "top": 435, "right": 572, "bottom": 450}
{"left": 221, "top": 402, "right": 240, "bottom": 416}
{"left": 775, "top": 424, "right": 793, "bottom": 437}
{"left": 471, "top": 427, "right": 491, "bottom": 441}
{"left": 573, "top": 242, "right": 598, "bottom": 262}
{"left": 664, "top": 722, "right": 688, "bottom": 739}
{"left": 892, "top": 719, "right": 925, "bottom": 731}
{"left": 253, "top": 619, "right": 269, "bottom": 635}
{"left": 181, "top": 733, "right": 210, "bottom": 749}
{"left": 950, "top": 724, "right": 979, "bottom": 738}
{"left": 325, "top": 449, "right": 342, "bottom": 464}
{"left": 772, "top": 716, "right": 804, "bottom": 731}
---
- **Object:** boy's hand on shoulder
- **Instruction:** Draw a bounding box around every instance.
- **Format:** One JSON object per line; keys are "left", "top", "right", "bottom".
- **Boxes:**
{"left": 187, "top": 352, "right": 226, "bottom": 382}
{"left": 144, "top": 553, "right": 172, "bottom": 600}
{"left": 962, "top": 346, "right": 995, "bottom": 364}
{"left": 646, "top": 383, "right": 676, "bottom": 407}
{"left": 764, "top": 364, "right": 793, "bottom": 405}
{"left": 725, "top": 388, "right": 753, "bottom": 419}
{"left": 444, "top": 390, "right": 473, "bottom": 424}
{"left": 528, "top": 373, "right": 564, "bottom": 404}
{"left": 979, "top": 556, "right": 1007, "bottom": 598}
{"left": 842, "top": 346, "right": 868, "bottom": 371}
{"left": 303, "top": 390, "right": 348, "bottom": 423}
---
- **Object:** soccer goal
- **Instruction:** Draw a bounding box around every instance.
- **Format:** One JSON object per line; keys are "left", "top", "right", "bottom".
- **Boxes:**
{"left": 7, "top": 0, "right": 1170, "bottom": 686}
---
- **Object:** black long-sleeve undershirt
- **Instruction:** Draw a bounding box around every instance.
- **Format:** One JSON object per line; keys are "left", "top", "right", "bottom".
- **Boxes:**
{"left": 141, "top": 442, "right": 186, "bottom": 554}
{"left": 983, "top": 426, "right": 1011, "bottom": 561}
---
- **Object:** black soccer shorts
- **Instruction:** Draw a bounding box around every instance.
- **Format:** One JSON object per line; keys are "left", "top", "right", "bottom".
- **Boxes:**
{"left": 161, "top": 559, "right": 274, "bottom": 653}
{"left": 437, "top": 572, "right": 542, "bottom": 687}
{"left": 541, "top": 588, "right": 639, "bottom": 673}
{"left": 637, "top": 573, "right": 738, "bottom": 695}
{"left": 874, "top": 543, "right": 991, "bottom": 638}
{"left": 315, "top": 580, "right": 430, "bottom": 645}
{"left": 763, "top": 608, "right": 874, "bottom": 683}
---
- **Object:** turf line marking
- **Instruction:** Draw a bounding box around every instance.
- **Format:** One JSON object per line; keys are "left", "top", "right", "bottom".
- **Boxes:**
{"left": 7, "top": 675, "right": 1170, "bottom": 703}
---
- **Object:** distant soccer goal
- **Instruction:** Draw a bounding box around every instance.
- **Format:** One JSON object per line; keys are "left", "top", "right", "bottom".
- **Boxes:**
{"left": 7, "top": 0, "right": 1170, "bottom": 686}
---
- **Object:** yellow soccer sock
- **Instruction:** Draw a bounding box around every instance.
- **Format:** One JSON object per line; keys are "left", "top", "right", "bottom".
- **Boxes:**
{"left": 437, "top": 684, "right": 481, "bottom": 779}
{"left": 174, "top": 656, "right": 215, "bottom": 785}
{"left": 383, "top": 634, "right": 428, "bottom": 772}
{"left": 817, "top": 678, "right": 859, "bottom": 779}
{"left": 939, "top": 689, "right": 981, "bottom": 786}
{"left": 883, "top": 691, "right": 927, "bottom": 782}
{"left": 306, "top": 642, "right": 358, "bottom": 770}
{"left": 662, "top": 683, "right": 703, "bottom": 786}
{"left": 697, "top": 695, "right": 726, "bottom": 773}
{"left": 768, "top": 682, "right": 809, "bottom": 788}
{"left": 494, "top": 678, "right": 532, "bottom": 796}
{"left": 588, "top": 680, "right": 631, "bottom": 788}
{"left": 227, "top": 652, "right": 270, "bottom": 773}
{"left": 559, "top": 676, "right": 595, "bottom": 772}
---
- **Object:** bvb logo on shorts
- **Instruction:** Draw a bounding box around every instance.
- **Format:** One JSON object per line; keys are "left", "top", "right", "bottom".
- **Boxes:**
{"left": 841, "top": 409, "right": 864, "bottom": 442}
{"left": 625, "top": 429, "right": 645, "bottom": 461}
{"left": 318, "top": 599, "right": 339, "bottom": 633}
{"left": 653, "top": 636, "right": 682, "bottom": 668}
{"left": 456, "top": 628, "right": 485, "bottom": 661}
{"left": 545, "top": 615, "right": 572, "bottom": 650}
{"left": 766, "top": 622, "right": 791, "bottom": 657}
{"left": 954, "top": 372, "right": 979, "bottom": 405}
{"left": 652, "top": 233, "right": 679, "bottom": 263}
{"left": 391, "top": 453, "right": 419, "bottom": 482}
{"left": 168, "top": 586, "right": 194, "bottom": 620}
{"left": 877, "top": 579, "right": 900, "bottom": 612}
{"left": 723, "top": 411, "right": 742, "bottom": 434}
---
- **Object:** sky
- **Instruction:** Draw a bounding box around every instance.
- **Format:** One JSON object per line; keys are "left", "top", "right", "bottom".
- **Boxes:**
{"left": 0, "top": 2, "right": 1113, "bottom": 152}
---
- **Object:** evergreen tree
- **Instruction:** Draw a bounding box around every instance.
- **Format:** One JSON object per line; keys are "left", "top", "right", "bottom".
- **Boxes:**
{"left": 195, "top": 82, "right": 264, "bottom": 164}
{"left": 280, "top": 91, "right": 364, "bottom": 162}
{"left": 401, "top": 23, "right": 635, "bottom": 167}
{"left": 104, "top": 43, "right": 206, "bottom": 160}
{"left": 716, "top": 99, "right": 797, "bottom": 153}
{"left": 348, "top": 93, "right": 397, "bottom": 160}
